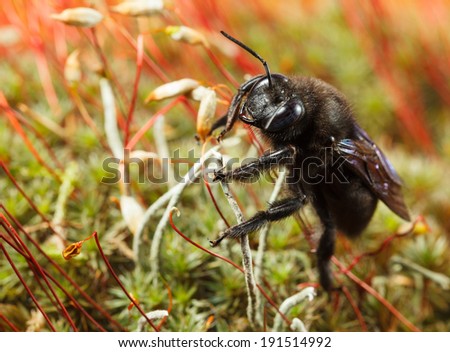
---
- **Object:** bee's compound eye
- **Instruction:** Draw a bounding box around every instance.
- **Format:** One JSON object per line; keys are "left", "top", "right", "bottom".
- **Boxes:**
{"left": 263, "top": 100, "right": 305, "bottom": 132}
{"left": 293, "top": 102, "right": 304, "bottom": 116}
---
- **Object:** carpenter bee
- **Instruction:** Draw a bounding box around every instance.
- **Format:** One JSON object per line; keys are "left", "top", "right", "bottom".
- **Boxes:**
{"left": 210, "top": 31, "right": 410, "bottom": 291}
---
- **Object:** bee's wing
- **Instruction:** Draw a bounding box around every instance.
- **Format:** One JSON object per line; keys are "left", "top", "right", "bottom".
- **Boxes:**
{"left": 336, "top": 125, "right": 410, "bottom": 221}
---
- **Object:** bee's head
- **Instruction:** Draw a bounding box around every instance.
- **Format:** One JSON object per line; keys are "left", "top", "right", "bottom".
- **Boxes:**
{"left": 219, "top": 31, "right": 305, "bottom": 139}
{"left": 237, "top": 73, "right": 305, "bottom": 133}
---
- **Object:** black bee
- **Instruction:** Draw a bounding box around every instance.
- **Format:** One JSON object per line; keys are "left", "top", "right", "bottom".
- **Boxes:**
{"left": 210, "top": 31, "right": 410, "bottom": 291}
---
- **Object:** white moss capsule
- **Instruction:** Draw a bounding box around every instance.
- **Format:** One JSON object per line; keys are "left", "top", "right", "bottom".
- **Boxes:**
{"left": 165, "top": 26, "right": 209, "bottom": 47}
{"left": 64, "top": 50, "right": 81, "bottom": 86}
{"left": 189, "top": 86, "right": 208, "bottom": 102}
{"left": 196, "top": 88, "right": 217, "bottom": 142}
{"left": 51, "top": 7, "right": 104, "bottom": 28}
{"left": 120, "top": 196, "right": 145, "bottom": 235}
{"left": 145, "top": 78, "right": 200, "bottom": 102}
{"left": 110, "top": 0, "right": 164, "bottom": 17}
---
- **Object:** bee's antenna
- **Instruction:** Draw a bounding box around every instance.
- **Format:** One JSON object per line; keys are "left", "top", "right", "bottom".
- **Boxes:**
{"left": 220, "top": 31, "right": 273, "bottom": 87}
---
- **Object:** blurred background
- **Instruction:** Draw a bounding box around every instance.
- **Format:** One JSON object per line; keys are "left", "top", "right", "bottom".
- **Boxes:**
{"left": 0, "top": 0, "right": 449, "bottom": 332}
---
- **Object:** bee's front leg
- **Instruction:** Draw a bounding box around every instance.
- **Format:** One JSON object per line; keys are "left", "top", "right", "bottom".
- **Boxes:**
{"left": 213, "top": 146, "right": 295, "bottom": 183}
{"left": 210, "top": 195, "right": 306, "bottom": 247}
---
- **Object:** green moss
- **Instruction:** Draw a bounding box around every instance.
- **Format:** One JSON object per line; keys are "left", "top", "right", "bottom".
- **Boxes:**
{"left": 1, "top": 1, "right": 449, "bottom": 332}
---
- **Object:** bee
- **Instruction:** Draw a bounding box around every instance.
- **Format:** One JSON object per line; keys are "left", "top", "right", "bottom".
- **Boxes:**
{"left": 210, "top": 31, "right": 410, "bottom": 291}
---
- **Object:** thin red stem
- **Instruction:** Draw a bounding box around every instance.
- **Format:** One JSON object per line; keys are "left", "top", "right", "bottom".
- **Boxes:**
{"left": 0, "top": 233, "right": 107, "bottom": 331}
{"left": 0, "top": 162, "right": 64, "bottom": 241}
{"left": 88, "top": 27, "right": 129, "bottom": 112}
{"left": 345, "top": 220, "right": 416, "bottom": 272}
{"left": 0, "top": 205, "right": 125, "bottom": 331}
{"left": 341, "top": 286, "right": 368, "bottom": 331}
{"left": 126, "top": 97, "right": 182, "bottom": 150}
{"left": 0, "top": 93, "right": 61, "bottom": 182}
{"left": 201, "top": 140, "right": 231, "bottom": 228}
{"left": 205, "top": 47, "right": 240, "bottom": 87}
{"left": 124, "top": 34, "right": 144, "bottom": 146}
{"left": 169, "top": 209, "right": 292, "bottom": 327}
{"left": 112, "top": 22, "right": 170, "bottom": 82}
{"left": 243, "top": 124, "right": 265, "bottom": 155}
{"left": 332, "top": 257, "right": 421, "bottom": 332}
{"left": 31, "top": 38, "right": 61, "bottom": 115}
{"left": 203, "top": 180, "right": 230, "bottom": 228}
{"left": 92, "top": 232, "right": 159, "bottom": 332}
{"left": 0, "top": 313, "right": 20, "bottom": 332}
{"left": 0, "top": 242, "right": 56, "bottom": 331}
{"left": 0, "top": 214, "right": 78, "bottom": 331}
{"left": 11, "top": 111, "right": 63, "bottom": 170}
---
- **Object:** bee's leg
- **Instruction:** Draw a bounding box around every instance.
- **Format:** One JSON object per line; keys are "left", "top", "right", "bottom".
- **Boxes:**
{"left": 213, "top": 146, "right": 294, "bottom": 183}
{"left": 207, "top": 113, "right": 227, "bottom": 136}
{"left": 312, "top": 193, "right": 337, "bottom": 291}
{"left": 210, "top": 195, "right": 306, "bottom": 247}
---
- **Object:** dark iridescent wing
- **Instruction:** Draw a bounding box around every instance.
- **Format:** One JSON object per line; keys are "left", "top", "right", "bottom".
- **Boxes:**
{"left": 335, "top": 124, "right": 410, "bottom": 221}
